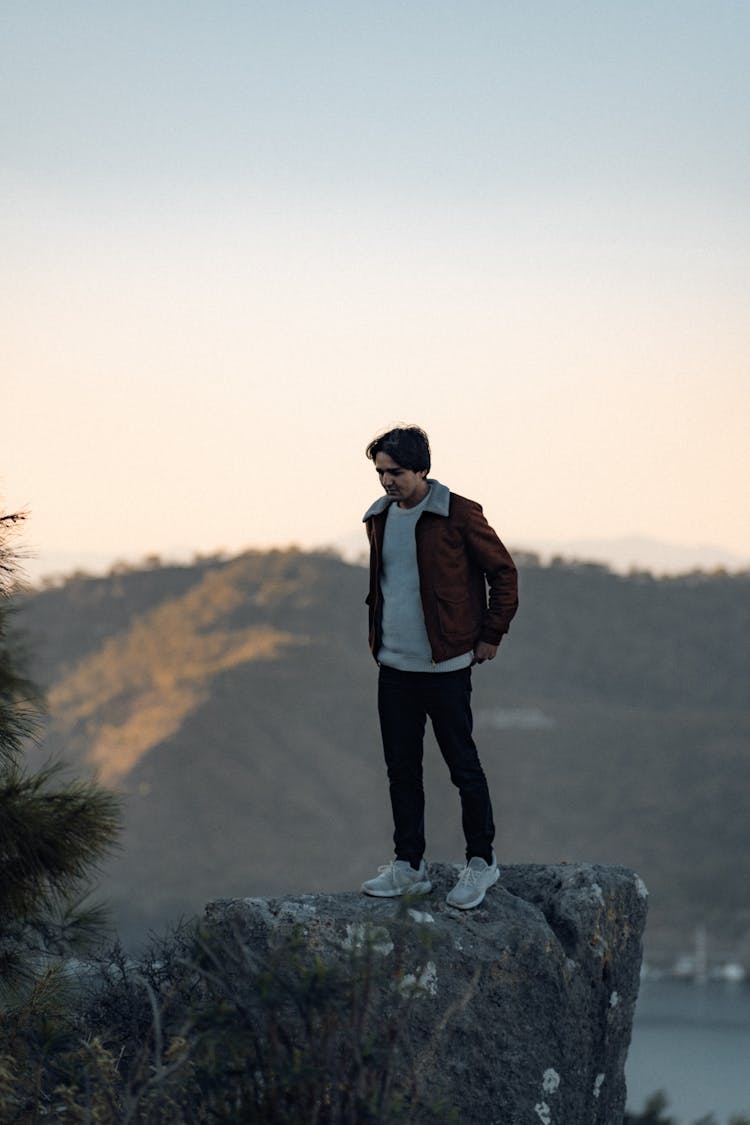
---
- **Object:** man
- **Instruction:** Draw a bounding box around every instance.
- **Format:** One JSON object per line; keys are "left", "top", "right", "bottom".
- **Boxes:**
{"left": 361, "top": 425, "right": 518, "bottom": 909}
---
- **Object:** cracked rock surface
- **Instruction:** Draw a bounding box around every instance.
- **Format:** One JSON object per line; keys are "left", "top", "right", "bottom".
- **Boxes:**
{"left": 205, "top": 862, "right": 647, "bottom": 1125}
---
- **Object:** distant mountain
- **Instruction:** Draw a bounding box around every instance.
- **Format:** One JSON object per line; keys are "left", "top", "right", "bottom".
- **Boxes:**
{"left": 527, "top": 536, "right": 750, "bottom": 576}
{"left": 17, "top": 549, "right": 750, "bottom": 966}
{"left": 331, "top": 529, "right": 750, "bottom": 576}
{"left": 20, "top": 534, "right": 750, "bottom": 586}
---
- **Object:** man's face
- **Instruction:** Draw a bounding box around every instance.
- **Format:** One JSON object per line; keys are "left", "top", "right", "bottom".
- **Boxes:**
{"left": 374, "top": 451, "right": 429, "bottom": 509}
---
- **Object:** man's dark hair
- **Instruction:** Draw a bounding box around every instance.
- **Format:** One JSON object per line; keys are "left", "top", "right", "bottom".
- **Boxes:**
{"left": 365, "top": 426, "right": 431, "bottom": 473}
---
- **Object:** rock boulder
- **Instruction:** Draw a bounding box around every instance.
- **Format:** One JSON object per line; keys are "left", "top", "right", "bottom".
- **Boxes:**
{"left": 205, "top": 862, "right": 648, "bottom": 1125}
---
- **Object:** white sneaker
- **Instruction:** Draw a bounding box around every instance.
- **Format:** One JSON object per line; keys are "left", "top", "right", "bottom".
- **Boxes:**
{"left": 361, "top": 859, "right": 432, "bottom": 898}
{"left": 446, "top": 854, "right": 499, "bottom": 909}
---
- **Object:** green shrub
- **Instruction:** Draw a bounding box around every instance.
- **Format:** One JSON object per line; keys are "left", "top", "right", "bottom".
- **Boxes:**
{"left": 8, "top": 914, "right": 456, "bottom": 1122}
{"left": 625, "top": 1092, "right": 750, "bottom": 1125}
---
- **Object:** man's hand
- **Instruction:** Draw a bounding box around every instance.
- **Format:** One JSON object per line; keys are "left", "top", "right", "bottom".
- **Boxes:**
{"left": 472, "top": 641, "right": 498, "bottom": 665}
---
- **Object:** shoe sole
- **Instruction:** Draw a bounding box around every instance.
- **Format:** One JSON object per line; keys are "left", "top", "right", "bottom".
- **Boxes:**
{"left": 361, "top": 880, "right": 433, "bottom": 898}
{"left": 445, "top": 867, "right": 500, "bottom": 910}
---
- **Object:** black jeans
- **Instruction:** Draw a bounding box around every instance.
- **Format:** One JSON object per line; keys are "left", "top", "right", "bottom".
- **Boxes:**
{"left": 377, "top": 664, "right": 495, "bottom": 866}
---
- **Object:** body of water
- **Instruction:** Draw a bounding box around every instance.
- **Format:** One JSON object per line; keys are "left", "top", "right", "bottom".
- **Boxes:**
{"left": 626, "top": 979, "right": 750, "bottom": 1122}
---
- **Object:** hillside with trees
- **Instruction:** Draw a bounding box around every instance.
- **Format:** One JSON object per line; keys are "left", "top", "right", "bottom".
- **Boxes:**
{"left": 17, "top": 548, "right": 750, "bottom": 963}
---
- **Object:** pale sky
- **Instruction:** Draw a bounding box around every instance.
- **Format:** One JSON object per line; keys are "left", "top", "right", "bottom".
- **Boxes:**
{"left": 3, "top": 1, "right": 749, "bottom": 578}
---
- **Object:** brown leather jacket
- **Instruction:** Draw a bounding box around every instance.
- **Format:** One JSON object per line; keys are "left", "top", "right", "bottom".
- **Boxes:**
{"left": 363, "top": 479, "right": 519, "bottom": 664}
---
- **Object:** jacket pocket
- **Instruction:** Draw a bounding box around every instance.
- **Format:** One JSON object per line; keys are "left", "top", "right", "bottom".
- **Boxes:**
{"left": 435, "top": 590, "right": 476, "bottom": 642}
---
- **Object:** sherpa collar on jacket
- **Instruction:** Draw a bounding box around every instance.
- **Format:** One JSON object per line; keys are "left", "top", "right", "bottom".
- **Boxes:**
{"left": 361, "top": 478, "right": 450, "bottom": 522}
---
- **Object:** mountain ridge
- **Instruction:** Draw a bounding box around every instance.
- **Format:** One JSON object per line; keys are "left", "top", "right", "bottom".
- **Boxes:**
{"left": 17, "top": 548, "right": 750, "bottom": 962}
